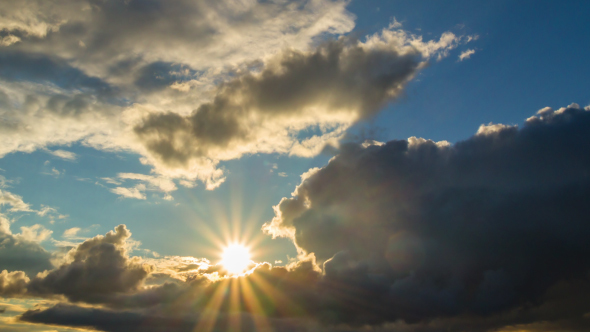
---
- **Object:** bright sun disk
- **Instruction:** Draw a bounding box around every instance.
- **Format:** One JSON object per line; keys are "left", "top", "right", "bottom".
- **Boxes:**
{"left": 221, "top": 244, "right": 251, "bottom": 275}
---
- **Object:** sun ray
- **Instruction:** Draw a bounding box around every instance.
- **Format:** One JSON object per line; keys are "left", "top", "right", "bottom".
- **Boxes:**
{"left": 247, "top": 269, "right": 306, "bottom": 318}
{"left": 193, "top": 278, "right": 230, "bottom": 332}
{"left": 239, "top": 276, "right": 273, "bottom": 331}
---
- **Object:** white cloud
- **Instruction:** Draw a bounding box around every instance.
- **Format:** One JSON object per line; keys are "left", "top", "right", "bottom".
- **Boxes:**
{"left": 110, "top": 186, "right": 146, "bottom": 200}
{"left": 389, "top": 17, "right": 402, "bottom": 29}
{"left": 62, "top": 227, "right": 81, "bottom": 238}
{"left": 47, "top": 149, "right": 77, "bottom": 160}
{"left": 102, "top": 173, "right": 178, "bottom": 200}
{"left": 117, "top": 173, "right": 177, "bottom": 193}
{"left": 36, "top": 205, "right": 56, "bottom": 217}
{"left": 459, "top": 48, "right": 476, "bottom": 61}
{"left": 101, "top": 177, "right": 122, "bottom": 185}
{"left": 0, "top": 189, "right": 31, "bottom": 212}
{"left": 42, "top": 168, "right": 62, "bottom": 178}
{"left": 16, "top": 224, "right": 52, "bottom": 243}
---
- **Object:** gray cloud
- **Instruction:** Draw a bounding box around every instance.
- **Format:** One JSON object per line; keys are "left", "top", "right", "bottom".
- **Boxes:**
{"left": 20, "top": 256, "right": 590, "bottom": 332}
{"left": 27, "top": 225, "right": 153, "bottom": 303}
{"left": 0, "top": 227, "right": 53, "bottom": 277}
{"left": 261, "top": 104, "right": 590, "bottom": 327}
{"left": 132, "top": 32, "right": 439, "bottom": 182}
{"left": 19, "top": 260, "right": 323, "bottom": 331}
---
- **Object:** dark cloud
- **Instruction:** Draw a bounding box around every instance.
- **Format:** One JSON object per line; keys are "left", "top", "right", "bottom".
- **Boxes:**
{"left": 27, "top": 225, "right": 153, "bottom": 303}
{"left": 22, "top": 258, "right": 590, "bottom": 332}
{"left": 134, "top": 62, "right": 199, "bottom": 93}
{"left": 262, "top": 104, "right": 590, "bottom": 328}
{"left": 0, "top": 229, "right": 53, "bottom": 277}
{"left": 19, "top": 302, "right": 321, "bottom": 332}
{"left": 19, "top": 260, "right": 322, "bottom": 332}
{"left": 134, "top": 37, "right": 422, "bottom": 168}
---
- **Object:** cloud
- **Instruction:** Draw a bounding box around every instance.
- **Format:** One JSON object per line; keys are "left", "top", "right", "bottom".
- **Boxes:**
{"left": 27, "top": 225, "right": 153, "bottom": 304}
{"left": 0, "top": 0, "right": 475, "bottom": 188}
{"left": 262, "top": 104, "right": 590, "bottom": 327}
{"left": 459, "top": 48, "right": 476, "bottom": 61}
{"left": 117, "top": 173, "right": 177, "bottom": 193}
{"left": 1, "top": 0, "right": 354, "bottom": 72}
{"left": 0, "top": 226, "right": 53, "bottom": 277}
{"left": 12, "top": 162, "right": 590, "bottom": 332}
{"left": 0, "top": 189, "right": 31, "bottom": 212}
{"left": 62, "top": 228, "right": 80, "bottom": 238}
{"left": 110, "top": 186, "right": 146, "bottom": 200}
{"left": 103, "top": 173, "right": 177, "bottom": 200}
{"left": 0, "top": 270, "right": 29, "bottom": 297}
{"left": 19, "top": 260, "right": 324, "bottom": 331}
{"left": 19, "top": 302, "right": 319, "bottom": 332}
{"left": 46, "top": 149, "right": 77, "bottom": 160}
{"left": 0, "top": 189, "right": 57, "bottom": 276}
{"left": 0, "top": 0, "right": 355, "bottom": 172}
{"left": 133, "top": 27, "right": 467, "bottom": 185}
{"left": 15, "top": 224, "right": 52, "bottom": 243}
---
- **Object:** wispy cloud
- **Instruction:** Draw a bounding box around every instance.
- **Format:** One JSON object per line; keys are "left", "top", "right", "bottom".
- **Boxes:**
{"left": 62, "top": 227, "right": 81, "bottom": 238}
{"left": 46, "top": 149, "right": 77, "bottom": 161}
{"left": 110, "top": 186, "right": 146, "bottom": 200}
{"left": 459, "top": 48, "right": 476, "bottom": 61}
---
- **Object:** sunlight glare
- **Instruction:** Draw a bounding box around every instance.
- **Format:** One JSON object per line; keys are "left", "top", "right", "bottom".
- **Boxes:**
{"left": 221, "top": 244, "right": 251, "bottom": 275}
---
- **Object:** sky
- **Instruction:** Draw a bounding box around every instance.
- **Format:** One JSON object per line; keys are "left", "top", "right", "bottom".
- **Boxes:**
{"left": 1, "top": 0, "right": 590, "bottom": 331}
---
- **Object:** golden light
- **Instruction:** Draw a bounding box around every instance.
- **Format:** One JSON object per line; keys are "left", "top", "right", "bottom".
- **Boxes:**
{"left": 221, "top": 244, "right": 251, "bottom": 275}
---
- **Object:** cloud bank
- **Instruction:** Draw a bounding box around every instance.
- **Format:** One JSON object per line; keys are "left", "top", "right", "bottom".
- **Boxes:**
{"left": 1, "top": 104, "right": 588, "bottom": 331}
{"left": 262, "top": 103, "right": 590, "bottom": 329}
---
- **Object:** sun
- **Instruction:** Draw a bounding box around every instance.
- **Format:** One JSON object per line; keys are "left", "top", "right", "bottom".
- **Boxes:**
{"left": 221, "top": 244, "right": 252, "bottom": 275}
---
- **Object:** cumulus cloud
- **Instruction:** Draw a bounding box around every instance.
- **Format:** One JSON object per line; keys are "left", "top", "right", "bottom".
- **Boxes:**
{"left": 27, "top": 225, "right": 153, "bottom": 304}
{"left": 0, "top": 270, "right": 29, "bottom": 297}
{"left": 261, "top": 104, "right": 590, "bottom": 328}
{"left": 0, "top": 189, "right": 57, "bottom": 276}
{"left": 15, "top": 224, "right": 52, "bottom": 243}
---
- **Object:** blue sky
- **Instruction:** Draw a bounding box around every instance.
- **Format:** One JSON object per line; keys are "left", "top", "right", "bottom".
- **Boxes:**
{"left": 1, "top": 1, "right": 590, "bottom": 331}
